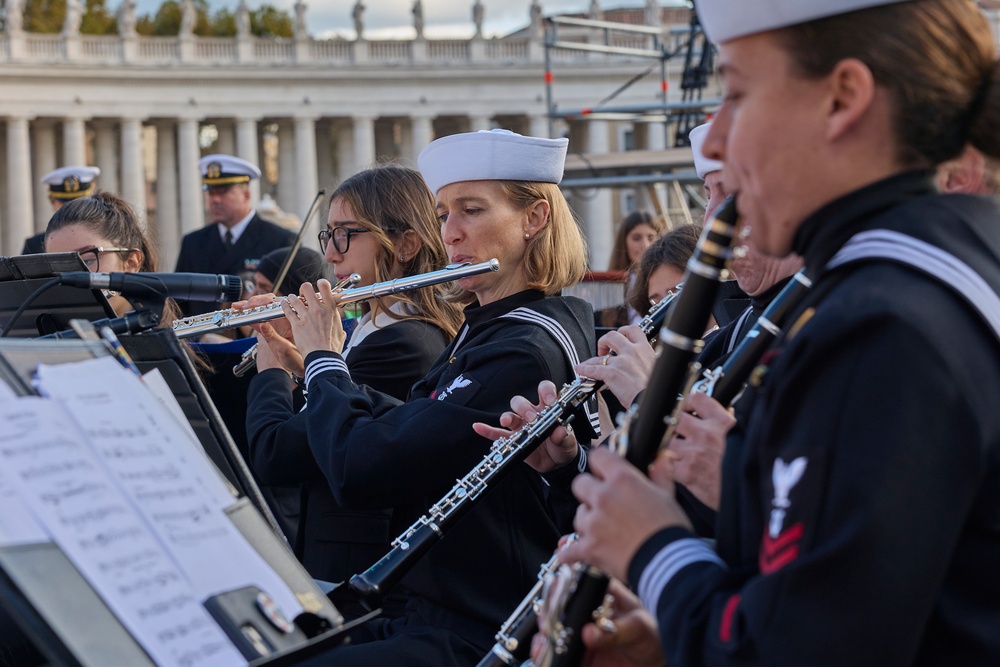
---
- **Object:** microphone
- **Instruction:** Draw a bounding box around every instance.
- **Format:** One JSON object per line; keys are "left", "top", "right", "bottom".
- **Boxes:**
{"left": 59, "top": 272, "right": 243, "bottom": 303}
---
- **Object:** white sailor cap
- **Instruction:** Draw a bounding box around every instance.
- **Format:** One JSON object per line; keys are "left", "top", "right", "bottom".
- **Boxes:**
{"left": 41, "top": 165, "right": 100, "bottom": 201}
{"left": 689, "top": 123, "right": 723, "bottom": 179}
{"left": 417, "top": 129, "right": 569, "bottom": 195}
{"left": 198, "top": 153, "right": 261, "bottom": 190}
{"left": 698, "top": 0, "right": 911, "bottom": 44}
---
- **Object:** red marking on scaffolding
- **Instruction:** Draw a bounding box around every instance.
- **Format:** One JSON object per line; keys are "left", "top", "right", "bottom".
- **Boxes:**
{"left": 661, "top": 81, "right": 669, "bottom": 92}
{"left": 581, "top": 108, "right": 592, "bottom": 115}
{"left": 544, "top": 71, "right": 554, "bottom": 84}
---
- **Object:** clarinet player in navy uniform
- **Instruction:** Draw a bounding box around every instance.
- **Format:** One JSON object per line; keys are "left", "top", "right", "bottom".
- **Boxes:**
{"left": 552, "top": 1, "right": 1000, "bottom": 665}
{"left": 283, "top": 129, "right": 600, "bottom": 666}
{"left": 174, "top": 154, "right": 295, "bottom": 317}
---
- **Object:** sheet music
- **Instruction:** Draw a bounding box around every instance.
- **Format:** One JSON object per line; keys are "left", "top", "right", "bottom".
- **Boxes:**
{"left": 0, "top": 398, "right": 245, "bottom": 667}
{"left": 0, "top": 377, "right": 16, "bottom": 401}
{"left": 34, "top": 356, "right": 304, "bottom": 619}
{"left": 141, "top": 367, "right": 200, "bottom": 443}
{"left": 0, "top": 469, "right": 49, "bottom": 547}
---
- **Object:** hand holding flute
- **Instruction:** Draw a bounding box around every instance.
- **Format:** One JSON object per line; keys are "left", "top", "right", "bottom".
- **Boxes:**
{"left": 278, "top": 278, "right": 350, "bottom": 360}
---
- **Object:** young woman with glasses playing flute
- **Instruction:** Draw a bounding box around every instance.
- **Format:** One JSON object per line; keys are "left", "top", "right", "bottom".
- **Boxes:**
{"left": 244, "top": 164, "right": 463, "bottom": 609}
{"left": 277, "top": 129, "right": 599, "bottom": 666}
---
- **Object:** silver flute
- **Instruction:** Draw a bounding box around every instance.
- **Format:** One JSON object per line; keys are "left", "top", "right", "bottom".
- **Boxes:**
{"left": 231, "top": 273, "right": 362, "bottom": 377}
{"left": 172, "top": 259, "right": 500, "bottom": 339}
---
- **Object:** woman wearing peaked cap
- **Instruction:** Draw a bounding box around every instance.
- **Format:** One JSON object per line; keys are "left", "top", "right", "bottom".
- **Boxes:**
{"left": 286, "top": 130, "right": 600, "bottom": 666}
{"left": 553, "top": 1, "right": 1000, "bottom": 666}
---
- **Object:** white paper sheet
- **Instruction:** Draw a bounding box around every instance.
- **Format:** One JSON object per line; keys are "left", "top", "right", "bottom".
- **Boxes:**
{"left": 0, "top": 398, "right": 245, "bottom": 667}
{"left": 0, "top": 469, "right": 49, "bottom": 547}
{"left": 33, "top": 357, "right": 304, "bottom": 619}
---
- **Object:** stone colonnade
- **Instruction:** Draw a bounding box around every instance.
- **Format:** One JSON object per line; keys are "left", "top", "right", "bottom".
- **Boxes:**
{"left": 1, "top": 111, "right": 650, "bottom": 269}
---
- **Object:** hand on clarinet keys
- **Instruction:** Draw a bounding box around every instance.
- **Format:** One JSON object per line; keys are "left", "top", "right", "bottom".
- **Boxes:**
{"left": 574, "top": 326, "right": 655, "bottom": 408}
{"left": 653, "top": 391, "right": 735, "bottom": 510}
{"left": 529, "top": 578, "right": 665, "bottom": 667}
{"left": 561, "top": 448, "right": 692, "bottom": 583}
{"left": 471, "top": 380, "right": 580, "bottom": 473}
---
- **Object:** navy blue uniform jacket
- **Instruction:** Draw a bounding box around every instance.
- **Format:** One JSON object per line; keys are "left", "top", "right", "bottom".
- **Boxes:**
{"left": 303, "top": 289, "right": 598, "bottom": 652}
{"left": 173, "top": 213, "right": 295, "bottom": 316}
{"left": 630, "top": 171, "right": 1000, "bottom": 666}
{"left": 246, "top": 319, "right": 448, "bottom": 586}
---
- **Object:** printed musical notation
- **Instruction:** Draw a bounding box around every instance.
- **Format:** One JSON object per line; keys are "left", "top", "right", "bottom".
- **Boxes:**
{"left": 34, "top": 357, "right": 303, "bottom": 619}
{"left": 0, "top": 398, "right": 245, "bottom": 667}
{"left": 0, "top": 356, "right": 309, "bottom": 664}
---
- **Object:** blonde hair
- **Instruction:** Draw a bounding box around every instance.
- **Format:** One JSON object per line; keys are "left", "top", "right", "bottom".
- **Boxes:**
{"left": 499, "top": 180, "right": 588, "bottom": 295}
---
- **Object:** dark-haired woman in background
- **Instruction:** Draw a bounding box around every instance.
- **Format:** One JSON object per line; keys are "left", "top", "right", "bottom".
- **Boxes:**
{"left": 44, "top": 191, "right": 181, "bottom": 323}
{"left": 599, "top": 210, "right": 666, "bottom": 328}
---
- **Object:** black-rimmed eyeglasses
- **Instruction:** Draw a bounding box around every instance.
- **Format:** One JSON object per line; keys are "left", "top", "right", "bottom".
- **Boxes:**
{"left": 318, "top": 227, "right": 371, "bottom": 254}
{"left": 78, "top": 247, "right": 135, "bottom": 272}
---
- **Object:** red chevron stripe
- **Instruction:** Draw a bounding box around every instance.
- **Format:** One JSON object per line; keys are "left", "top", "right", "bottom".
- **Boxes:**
{"left": 760, "top": 543, "right": 799, "bottom": 574}
{"left": 760, "top": 522, "right": 803, "bottom": 558}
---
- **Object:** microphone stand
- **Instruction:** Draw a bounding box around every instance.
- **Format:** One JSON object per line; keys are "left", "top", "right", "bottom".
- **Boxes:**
{"left": 38, "top": 308, "right": 161, "bottom": 340}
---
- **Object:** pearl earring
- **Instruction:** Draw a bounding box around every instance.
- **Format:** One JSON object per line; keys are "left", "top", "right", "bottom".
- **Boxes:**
{"left": 524, "top": 232, "right": 530, "bottom": 239}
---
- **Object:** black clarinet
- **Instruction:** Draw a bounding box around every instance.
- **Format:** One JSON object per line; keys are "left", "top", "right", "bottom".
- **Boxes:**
{"left": 342, "top": 288, "right": 684, "bottom": 612}
{"left": 484, "top": 267, "right": 812, "bottom": 667}
{"left": 535, "top": 197, "right": 739, "bottom": 667}
{"left": 693, "top": 268, "right": 812, "bottom": 405}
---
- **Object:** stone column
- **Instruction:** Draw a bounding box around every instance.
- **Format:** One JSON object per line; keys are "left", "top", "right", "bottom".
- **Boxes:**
{"left": 335, "top": 121, "right": 354, "bottom": 180}
{"left": 6, "top": 117, "right": 35, "bottom": 255}
{"left": 582, "top": 120, "right": 614, "bottom": 269}
{"left": 120, "top": 117, "right": 146, "bottom": 221}
{"left": 642, "top": 120, "right": 668, "bottom": 215}
{"left": 409, "top": 114, "right": 434, "bottom": 163}
{"left": 0, "top": 129, "right": 6, "bottom": 246}
{"left": 93, "top": 120, "right": 120, "bottom": 196}
{"left": 155, "top": 121, "right": 181, "bottom": 270}
{"left": 31, "top": 120, "right": 58, "bottom": 233}
{"left": 294, "top": 115, "right": 319, "bottom": 219}
{"left": 214, "top": 120, "right": 236, "bottom": 156}
{"left": 352, "top": 114, "right": 376, "bottom": 174}
{"left": 315, "top": 122, "right": 336, "bottom": 193}
{"left": 177, "top": 117, "right": 204, "bottom": 236}
{"left": 529, "top": 114, "right": 549, "bottom": 139}
{"left": 468, "top": 114, "right": 492, "bottom": 133}
{"left": 236, "top": 117, "right": 260, "bottom": 201}
{"left": 62, "top": 117, "right": 88, "bottom": 166}
{"left": 276, "top": 121, "right": 296, "bottom": 214}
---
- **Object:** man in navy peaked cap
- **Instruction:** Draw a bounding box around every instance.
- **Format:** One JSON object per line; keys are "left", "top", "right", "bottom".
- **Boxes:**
{"left": 173, "top": 154, "right": 295, "bottom": 317}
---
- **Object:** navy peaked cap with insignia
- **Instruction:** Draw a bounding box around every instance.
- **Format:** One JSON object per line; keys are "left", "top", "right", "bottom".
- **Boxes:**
{"left": 198, "top": 153, "right": 261, "bottom": 190}
{"left": 42, "top": 165, "right": 100, "bottom": 201}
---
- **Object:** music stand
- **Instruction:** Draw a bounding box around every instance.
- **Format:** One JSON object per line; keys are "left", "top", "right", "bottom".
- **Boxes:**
{"left": 0, "top": 339, "right": 359, "bottom": 666}
{"left": 0, "top": 253, "right": 115, "bottom": 338}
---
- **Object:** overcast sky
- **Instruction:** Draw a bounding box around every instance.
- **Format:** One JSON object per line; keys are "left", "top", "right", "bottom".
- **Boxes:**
{"left": 131, "top": 1, "right": 685, "bottom": 39}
